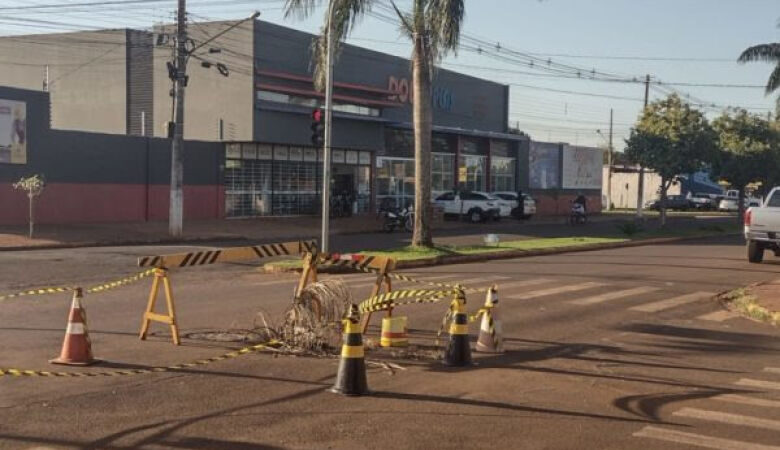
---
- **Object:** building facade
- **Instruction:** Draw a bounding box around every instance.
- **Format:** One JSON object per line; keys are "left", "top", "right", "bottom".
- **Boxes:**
{"left": 0, "top": 20, "right": 604, "bottom": 223}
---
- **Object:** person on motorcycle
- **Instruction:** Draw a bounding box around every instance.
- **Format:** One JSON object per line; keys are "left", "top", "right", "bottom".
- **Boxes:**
{"left": 574, "top": 192, "right": 587, "bottom": 214}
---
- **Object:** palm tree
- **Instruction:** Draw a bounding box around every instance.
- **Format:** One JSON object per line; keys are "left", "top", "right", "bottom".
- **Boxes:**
{"left": 284, "top": 0, "right": 465, "bottom": 248}
{"left": 738, "top": 42, "right": 780, "bottom": 110}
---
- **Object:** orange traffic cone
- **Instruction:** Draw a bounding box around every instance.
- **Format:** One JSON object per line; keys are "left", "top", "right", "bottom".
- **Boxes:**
{"left": 476, "top": 285, "right": 504, "bottom": 353}
{"left": 50, "top": 288, "right": 99, "bottom": 366}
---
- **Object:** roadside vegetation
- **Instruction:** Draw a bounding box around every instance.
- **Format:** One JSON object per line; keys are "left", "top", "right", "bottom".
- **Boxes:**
{"left": 719, "top": 288, "right": 779, "bottom": 326}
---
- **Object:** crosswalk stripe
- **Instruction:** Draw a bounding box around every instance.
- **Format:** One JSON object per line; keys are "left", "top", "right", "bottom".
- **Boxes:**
{"left": 506, "top": 282, "right": 605, "bottom": 300}
{"left": 349, "top": 275, "right": 506, "bottom": 290}
{"left": 696, "top": 310, "right": 740, "bottom": 322}
{"left": 347, "top": 274, "right": 459, "bottom": 289}
{"left": 630, "top": 291, "right": 715, "bottom": 312}
{"left": 735, "top": 378, "right": 780, "bottom": 390}
{"left": 673, "top": 407, "right": 780, "bottom": 431}
{"left": 764, "top": 367, "right": 780, "bottom": 375}
{"left": 569, "top": 286, "right": 659, "bottom": 306}
{"left": 493, "top": 278, "right": 551, "bottom": 291}
{"left": 633, "top": 425, "right": 780, "bottom": 450}
{"left": 715, "top": 394, "right": 780, "bottom": 408}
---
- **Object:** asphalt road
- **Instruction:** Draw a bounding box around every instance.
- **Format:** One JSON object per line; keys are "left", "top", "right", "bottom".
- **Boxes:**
{"left": 1, "top": 235, "right": 779, "bottom": 449}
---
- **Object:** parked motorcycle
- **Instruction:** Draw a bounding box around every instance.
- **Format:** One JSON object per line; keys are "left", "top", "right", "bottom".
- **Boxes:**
{"left": 381, "top": 205, "right": 414, "bottom": 233}
{"left": 569, "top": 201, "right": 587, "bottom": 225}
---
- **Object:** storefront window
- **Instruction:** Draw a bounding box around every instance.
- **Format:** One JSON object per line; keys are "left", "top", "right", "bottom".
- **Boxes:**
{"left": 226, "top": 143, "right": 371, "bottom": 217}
{"left": 458, "top": 155, "right": 486, "bottom": 192}
{"left": 376, "top": 157, "right": 415, "bottom": 210}
{"left": 432, "top": 153, "right": 455, "bottom": 197}
{"left": 490, "top": 157, "right": 516, "bottom": 192}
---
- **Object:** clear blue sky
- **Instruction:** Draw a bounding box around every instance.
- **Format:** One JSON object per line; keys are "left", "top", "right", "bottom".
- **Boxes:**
{"left": 1, "top": 0, "right": 778, "bottom": 149}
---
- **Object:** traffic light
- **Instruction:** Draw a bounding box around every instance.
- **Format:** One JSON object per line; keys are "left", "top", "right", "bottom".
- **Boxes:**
{"left": 311, "top": 108, "right": 324, "bottom": 147}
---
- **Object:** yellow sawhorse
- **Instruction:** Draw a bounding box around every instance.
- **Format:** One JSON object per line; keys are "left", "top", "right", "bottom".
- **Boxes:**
{"left": 138, "top": 268, "right": 180, "bottom": 345}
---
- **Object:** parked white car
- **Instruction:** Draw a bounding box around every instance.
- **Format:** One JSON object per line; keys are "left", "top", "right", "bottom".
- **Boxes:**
{"left": 433, "top": 191, "right": 501, "bottom": 223}
{"left": 718, "top": 198, "right": 739, "bottom": 212}
{"left": 492, "top": 191, "right": 536, "bottom": 220}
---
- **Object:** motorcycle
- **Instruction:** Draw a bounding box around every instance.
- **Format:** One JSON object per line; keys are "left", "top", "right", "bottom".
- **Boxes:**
{"left": 381, "top": 205, "right": 414, "bottom": 233}
{"left": 569, "top": 201, "right": 587, "bottom": 225}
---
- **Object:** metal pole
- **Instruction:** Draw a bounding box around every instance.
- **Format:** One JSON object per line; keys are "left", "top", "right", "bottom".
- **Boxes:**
{"left": 169, "top": 0, "right": 187, "bottom": 237}
{"left": 321, "top": 0, "right": 335, "bottom": 253}
{"left": 141, "top": 111, "right": 146, "bottom": 137}
{"left": 637, "top": 74, "right": 649, "bottom": 219}
{"left": 607, "top": 108, "right": 613, "bottom": 211}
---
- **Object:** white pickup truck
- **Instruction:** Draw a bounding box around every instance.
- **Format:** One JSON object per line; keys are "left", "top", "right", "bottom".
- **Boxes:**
{"left": 744, "top": 186, "right": 780, "bottom": 263}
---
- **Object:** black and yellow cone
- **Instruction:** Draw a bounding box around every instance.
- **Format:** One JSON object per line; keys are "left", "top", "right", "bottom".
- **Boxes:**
{"left": 443, "top": 289, "right": 472, "bottom": 366}
{"left": 330, "top": 305, "right": 370, "bottom": 396}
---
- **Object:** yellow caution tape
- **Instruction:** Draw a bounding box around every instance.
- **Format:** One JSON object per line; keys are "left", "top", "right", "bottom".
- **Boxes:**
{"left": 358, "top": 289, "right": 454, "bottom": 313}
{"left": 0, "top": 269, "right": 155, "bottom": 302}
{"left": 0, "top": 340, "right": 280, "bottom": 378}
{"left": 0, "top": 286, "right": 74, "bottom": 301}
{"left": 468, "top": 307, "right": 490, "bottom": 323}
{"left": 84, "top": 269, "right": 155, "bottom": 294}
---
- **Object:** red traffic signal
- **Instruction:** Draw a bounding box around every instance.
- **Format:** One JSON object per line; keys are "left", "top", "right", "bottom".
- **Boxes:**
{"left": 311, "top": 108, "right": 324, "bottom": 147}
{"left": 311, "top": 108, "right": 323, "bottom": 123}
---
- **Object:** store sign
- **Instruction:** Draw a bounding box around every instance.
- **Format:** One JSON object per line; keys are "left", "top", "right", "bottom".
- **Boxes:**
{"left": 359, "top": 151, "right": 371, "bottom": 165}
{"left": 388, "top": 76, "right": 453, "bottom": 112}
{"left": 0, "top": 99, "right": 27, "bottom": 164}
{"left": 562, "top": 145, "right": 603, "bottom": 190}
{"left": 529, "top": 142, "right": 560, "bottom": 189}
{"left": 346, "top": 150, "right": 359, "bottom": 165}
{"left": 458, "top": 166, "right": 468, "bottom": 182}
{"left": 304, "top": 148, "right": 317, "bottom": 162}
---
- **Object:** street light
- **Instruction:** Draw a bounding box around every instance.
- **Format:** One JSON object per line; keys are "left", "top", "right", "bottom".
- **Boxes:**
{"left": 321, "top": 0, "right": 336, "bottom": 254}
{"left": 596, "top": 128, "right": 613, "bottom": 211}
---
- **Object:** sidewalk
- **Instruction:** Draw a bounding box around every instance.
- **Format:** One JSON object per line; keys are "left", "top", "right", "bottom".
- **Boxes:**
{"left": 0, "top": 213, "right": 727, "bottom": 251}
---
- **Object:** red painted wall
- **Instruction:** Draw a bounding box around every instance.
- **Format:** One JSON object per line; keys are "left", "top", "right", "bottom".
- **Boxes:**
{"left": 0, "top": 183, "right": 224, "bottom": 225}
{"left": 531, "top": 192, "right": 602, "bottom": 216}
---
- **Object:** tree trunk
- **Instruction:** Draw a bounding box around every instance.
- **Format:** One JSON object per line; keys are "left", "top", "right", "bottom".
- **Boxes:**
{"left": 659, "top": 176, "right": 668, "bottom": 228}
{"left": 411, "top": 35, "right": 433, "bottom": 247}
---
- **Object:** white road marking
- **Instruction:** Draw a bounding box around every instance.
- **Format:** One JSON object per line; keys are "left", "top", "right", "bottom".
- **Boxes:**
{"left": 673, "top": 407, "right": 780, "bottom": 431}
{"left": 349, "top": 275, "right": 507, "bottom": 290}
{"left": 696, "top": 310, "right": 740, "bottom": 322}
{"left": 763, "top": 367, "right": 780, "bottom": 375}
{"left": 630, "top": 291, "right": 715, "bottom": 312}
{"left": 633, "top": 426, "right": 780, "bottom": 450}
{"left": 492, "top": 278, "right": 551, "bottom": 291}
{"left": 735, "top": 378, "right": 780, "bottom": 391}
{"left": 506, "top": 282, "right": 605, "bottom": 300}
{"left": 568, "top": 286, "right": 659, "bottom": 306}
{"left": 715, "top": 394, "right": 780, "bottom": 408}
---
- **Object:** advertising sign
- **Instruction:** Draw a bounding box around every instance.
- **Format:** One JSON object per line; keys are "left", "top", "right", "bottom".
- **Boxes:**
{"left": 562, "top": 145, "right": 603, "bottom": 190}
{"left": 529, "top": 142, "right": 560, "bottom": 189}
{"left": 0, "top": 99, "right": 27, "bottom": 164}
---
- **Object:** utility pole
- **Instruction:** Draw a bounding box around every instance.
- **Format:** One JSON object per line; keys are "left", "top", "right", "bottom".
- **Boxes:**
{"left": 321, "top": 0, "right": 336, "bottom": 253}
{"left": 607, "top": 108, "right": 613, "bottom": 211}
{"left": 169, "top": 0, "right": 187, "bottom": 237}
{"left": 636, "top": 74, "right": 649, "bottom": 219}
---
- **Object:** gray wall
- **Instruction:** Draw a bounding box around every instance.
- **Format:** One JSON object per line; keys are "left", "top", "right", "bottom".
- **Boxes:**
{"left": 152, "top": 21, "right": 255, "bottom": 141}
{"left": 0, "top": 30, "right": 129, "bottom": 134}
{"left": 254, "top": 20, "right": 509, "bottom": 134}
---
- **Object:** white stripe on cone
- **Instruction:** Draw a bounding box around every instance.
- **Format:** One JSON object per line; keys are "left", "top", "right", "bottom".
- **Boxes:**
{"left": 66, "top": 322, "right": 85, "bottom": 335}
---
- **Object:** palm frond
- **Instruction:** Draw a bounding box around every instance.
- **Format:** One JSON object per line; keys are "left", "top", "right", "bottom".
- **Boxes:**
{"left": 738, "top": 43, "right": 780, "bottom": 63}
{"left": 767, "top": 64, "right": 780, "bottom": 94}
{"left": 283, "top": 0, "right": 321, "bottom": 19}
{"left": 426, "top": 0, "right": 465, "bottom": 60}
{"left": 390, "top": 0, "right": 414, "bottom": 37}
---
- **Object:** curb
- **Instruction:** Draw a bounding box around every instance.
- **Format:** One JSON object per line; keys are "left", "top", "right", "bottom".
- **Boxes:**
{"left": 0, "top": 235, "right": 248, "bottom": 252}
{"left": 265, "top": 232, "right": 741, "bottom": 273}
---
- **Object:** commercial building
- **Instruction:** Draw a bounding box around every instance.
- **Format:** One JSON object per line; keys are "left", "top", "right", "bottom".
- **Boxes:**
{"left": 0, "top": 19, "right": 602, "bottom": 225}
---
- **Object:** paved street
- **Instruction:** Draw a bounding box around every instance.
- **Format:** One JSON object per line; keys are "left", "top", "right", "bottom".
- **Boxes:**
{"left": 1, "top": 235, "right": 779, "bottom": 449}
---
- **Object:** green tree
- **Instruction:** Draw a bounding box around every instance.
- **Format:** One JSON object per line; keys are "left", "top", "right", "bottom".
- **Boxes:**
{"left": 284, "top": 0, "right": 465, "bottom": 248}
{"left": 711, "top": 109, "right": 780, "bottom": 221}
{"left": 624, "top": 94, "right": 717, "bottom": 226}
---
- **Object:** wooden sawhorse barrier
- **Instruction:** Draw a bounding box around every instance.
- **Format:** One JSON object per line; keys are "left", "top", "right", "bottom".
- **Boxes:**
{"left": 136, "top": 240, "right": 317, "bottom": 345}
